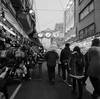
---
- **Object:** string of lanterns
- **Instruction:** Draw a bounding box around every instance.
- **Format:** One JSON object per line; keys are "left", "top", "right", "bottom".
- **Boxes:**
{"left": 38, "top": 32, "right": 60, "bottom": 38}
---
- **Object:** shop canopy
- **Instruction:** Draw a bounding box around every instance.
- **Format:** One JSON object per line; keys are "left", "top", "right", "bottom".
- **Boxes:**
{"left": 9, "top": 0, "right": 36, "bottom": 35}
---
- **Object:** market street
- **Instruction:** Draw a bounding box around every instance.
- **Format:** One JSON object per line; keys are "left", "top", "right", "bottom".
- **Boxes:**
{"left": 9, "top": 62, "right": 91, "bottom": 99}
{"left": 0, "top": 0, "right": 100, "bottom": 99}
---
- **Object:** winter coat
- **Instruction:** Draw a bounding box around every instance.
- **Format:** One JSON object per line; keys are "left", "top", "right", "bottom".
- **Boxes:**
{"left": 69, "top": 51, "right": 85, "bottom": 76}
{"left": 45, "top": 50, "right": 59, "bottom": 66}
{"left": 60, "top": 47, "right": 71, "bottom": 64}
{"left": 87, "top": 46, "right": 100, "bottom": 79}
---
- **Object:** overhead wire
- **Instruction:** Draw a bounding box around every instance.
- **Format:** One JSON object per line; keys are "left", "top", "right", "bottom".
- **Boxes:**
{"left": 32, "top": 0, "right": 78, "bottom": 32}
{"left": 33, "top": 0, "right": 64, "bottom": 32}
{"left": 35, "top": 12, "right": 64, "bottom": 33}
{"left": 40, "top": 14, "right": 63, "bottom": 29}
{"left": 57, "top": 0, "right": 65, "bottom": 33}
{"left": 34, "top": 8, "right": 64, "bottom": 12}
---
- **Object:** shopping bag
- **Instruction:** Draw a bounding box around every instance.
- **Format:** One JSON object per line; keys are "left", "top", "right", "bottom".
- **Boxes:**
{"left": 85, "top": 77, "right": 94, "bottom": 94}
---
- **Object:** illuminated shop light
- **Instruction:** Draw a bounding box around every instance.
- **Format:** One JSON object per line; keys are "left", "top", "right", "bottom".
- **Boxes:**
{"left": 29, "top": 10, "right": 34, "bottom": 14}
{"left": 53, "top": 32, "right": 59, "bottom": 38}
{"left": 69, "top": 1, "right": 73, "bottom": 5}
{"left": 3, "top": 18, "right": 6, "bottom": 21}
{"left": 45, "top": 32, "right": 51, "bottom": 38}
{"left": 38, "top": 33, "right": 43, "bottom": 38}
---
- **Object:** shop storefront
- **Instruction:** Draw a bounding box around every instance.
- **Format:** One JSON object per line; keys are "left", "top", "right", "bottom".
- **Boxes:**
{"left": 70, "top": 36, "right": 94, "bottom": 54}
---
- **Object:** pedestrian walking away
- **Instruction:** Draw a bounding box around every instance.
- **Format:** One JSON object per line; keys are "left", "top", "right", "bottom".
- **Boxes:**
{"left": 37, "top": 46, "right": 45, "bottom": 79}
{"left": 45, "top": 48, "right": 59, "bottom": 85}
{"left": 69, "top": 46, "right": 85, "bottom": 99}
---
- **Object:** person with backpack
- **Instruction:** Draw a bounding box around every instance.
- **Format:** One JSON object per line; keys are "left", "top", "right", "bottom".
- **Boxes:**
{"left": 69, "top": 46, "right": 85, "bottom": 99}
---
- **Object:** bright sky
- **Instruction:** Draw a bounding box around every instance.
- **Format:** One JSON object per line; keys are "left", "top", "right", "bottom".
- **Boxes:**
{"left": 34, "top": 0, "right": 68, "bottom": 32}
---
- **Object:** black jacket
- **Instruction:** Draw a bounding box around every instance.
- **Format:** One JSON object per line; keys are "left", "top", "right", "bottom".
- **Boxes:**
{"left": 70, "top": 51, "right": 85, "bottom": 76}
{"left": 60, "top": 47, "right": 71, "bottom": 64}
{"left": 45, "top": 50, "right": 59, "bottom": 66}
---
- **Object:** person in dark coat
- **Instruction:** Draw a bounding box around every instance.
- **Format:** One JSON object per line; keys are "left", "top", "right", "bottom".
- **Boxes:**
{"left": 86, "top": 38, "right": 100, "bottom": 99}
{"left": 45, "top": 49, "right": 59, "bottom": 84}
{"left": 60, "top": 43, "right": 71, "bottom": 81}
{"left": 69, "top": 46, "right": 85, "bottom": 99}
{"left": 37, "top": 47, "right": 45, "bottom": 79}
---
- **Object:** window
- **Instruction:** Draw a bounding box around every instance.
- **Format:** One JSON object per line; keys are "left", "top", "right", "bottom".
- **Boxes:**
{"left": 89, "top": 2, "right": 94, "bottom": 12}
{"left": 87, "top": 23, "right": 95, "bottom": 36}
{"left": 79, "top": 23, "right": 95, "bottom": 40}
{"left": 79, "top": 1, "right": 94, "bottom": 20}
{"left": 79, "top": 30, "right": 84, "bottom": 39}
{"left": 84, "top": 28, "right": 88, "bottom": 38}
{"left": 83, "top": 7, "right": 89, "bottom": 17}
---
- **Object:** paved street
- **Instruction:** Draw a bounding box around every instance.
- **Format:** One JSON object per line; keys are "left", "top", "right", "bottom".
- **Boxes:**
{"left": 13, "top": 80, "right": 91, "bottom": 99}
{"left": 8, "top": 62, "right": 92, "bottom": 99}
{"left": 1, "top": 0, "right": 100, "bottom": 99}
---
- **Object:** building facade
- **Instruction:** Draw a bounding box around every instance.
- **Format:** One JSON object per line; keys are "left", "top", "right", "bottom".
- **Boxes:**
{"left": 55, "top": 23, "right": 64, "bottom": 32}
{"left": 76, "top": 0, "right": 100, "bottom": 41}
{"left": 64, "top": 0, "right": 77, "bottom": 44}
{"left": 64, "top": 0, "right": 74, "bottom": 33}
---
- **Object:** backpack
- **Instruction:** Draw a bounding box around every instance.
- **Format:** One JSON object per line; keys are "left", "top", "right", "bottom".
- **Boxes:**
{"left": 70, "top": 51, "right": 84, "bottom": 75}
{"left": 76, "top": 52, "right": 84, "bottom": 67}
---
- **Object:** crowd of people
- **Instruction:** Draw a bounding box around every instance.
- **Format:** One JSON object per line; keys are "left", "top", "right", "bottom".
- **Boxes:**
{"left": 0, "top": 36, "right": 100, "bottom": 99}
{"left": 44, "top": 38, "right": 100, "bottom": 99}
